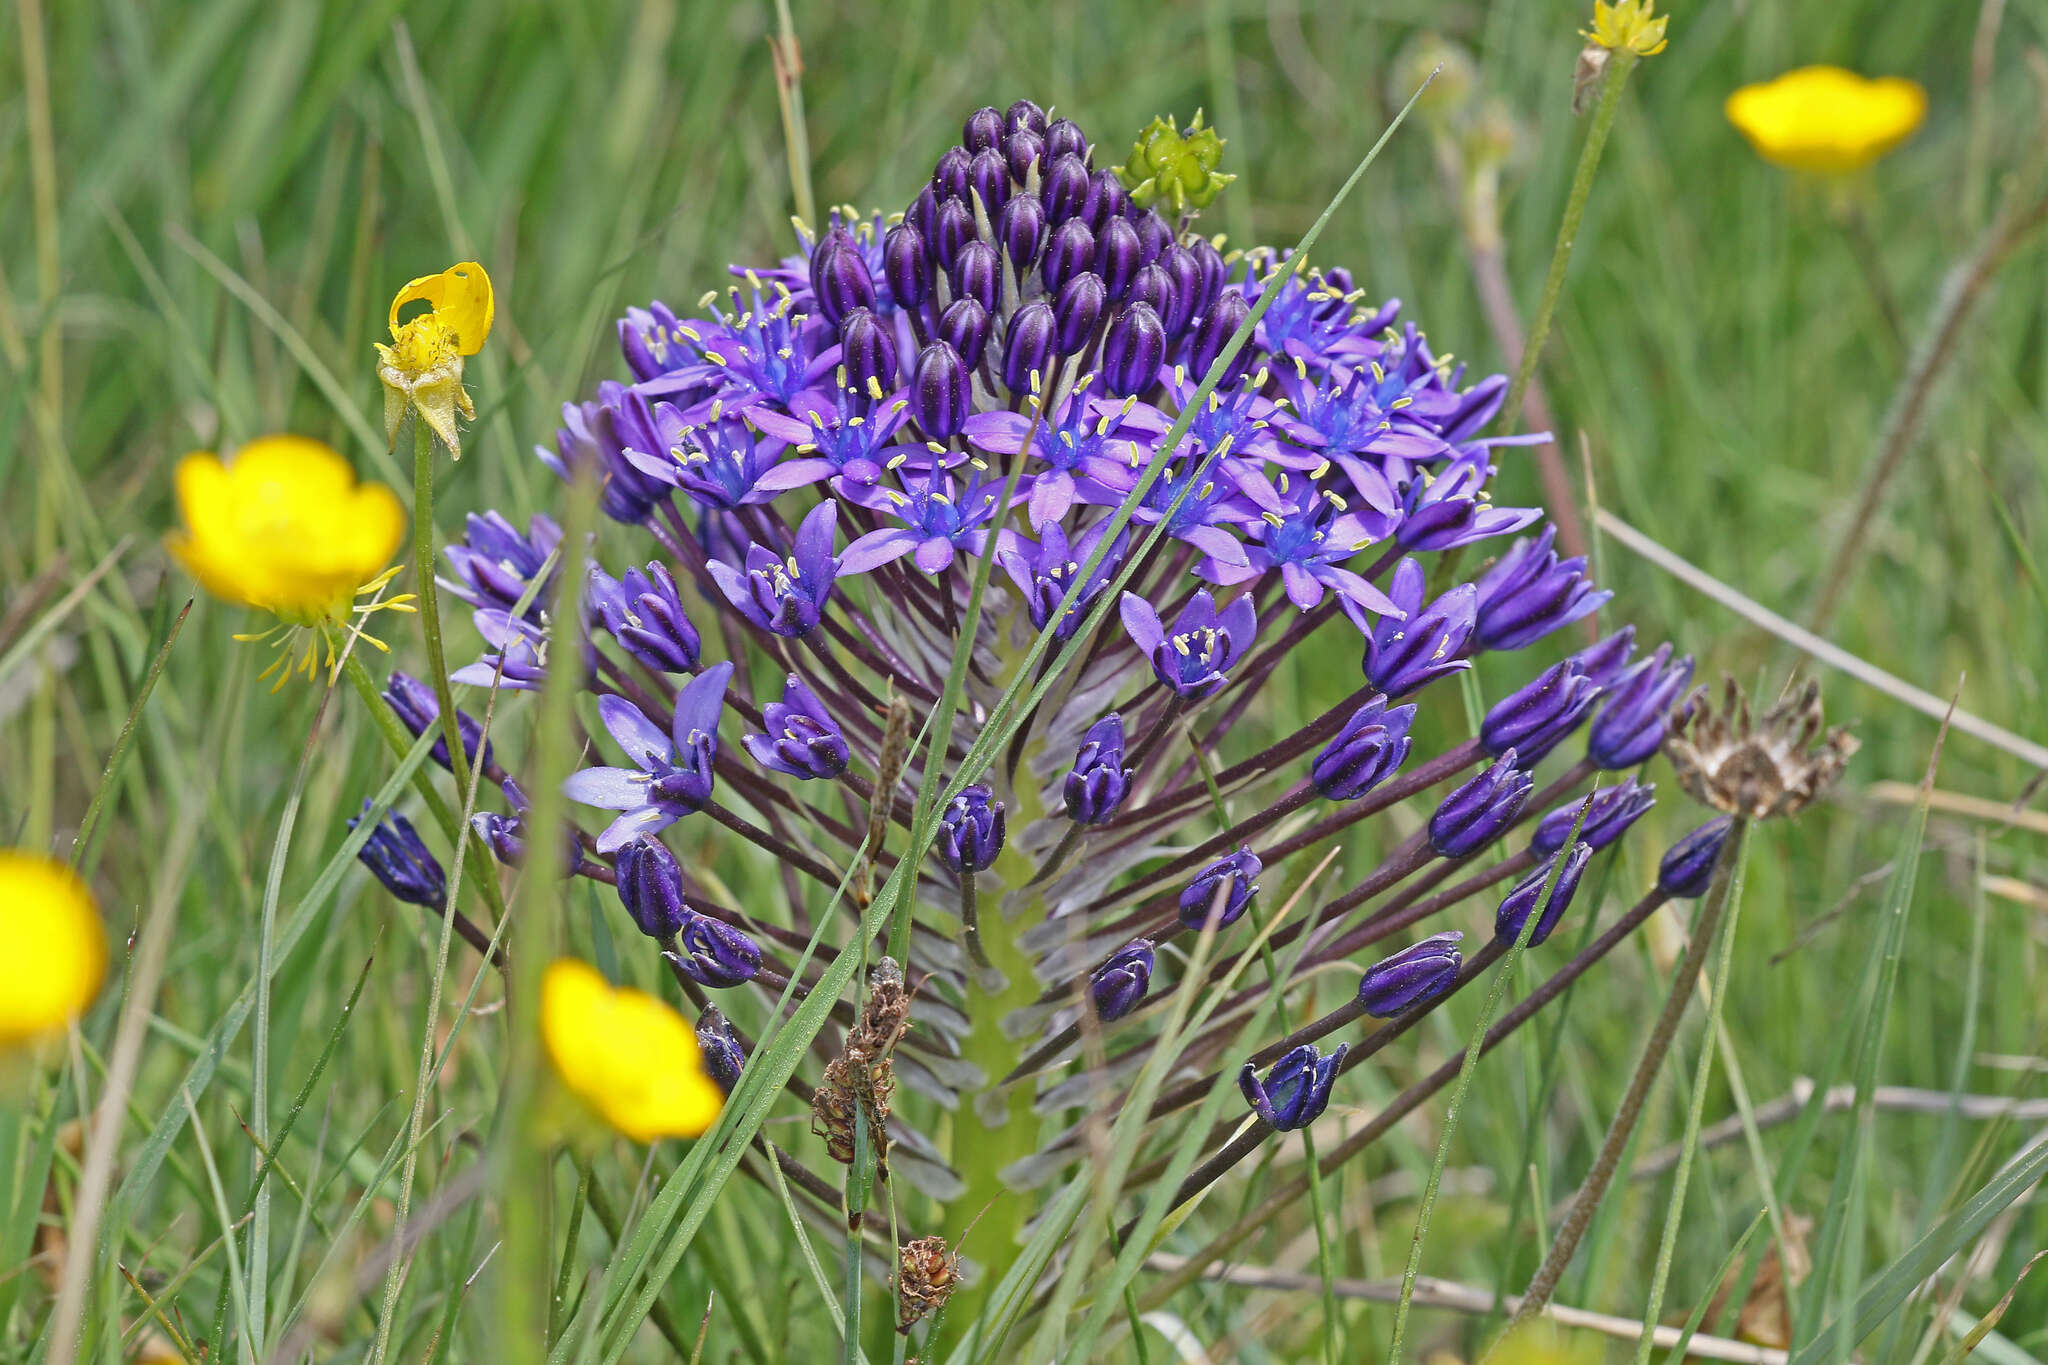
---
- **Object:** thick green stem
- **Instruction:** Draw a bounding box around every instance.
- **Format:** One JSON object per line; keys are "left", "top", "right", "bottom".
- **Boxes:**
{"left": 1498, "top": 48, "right": 1638, "bottom": 435}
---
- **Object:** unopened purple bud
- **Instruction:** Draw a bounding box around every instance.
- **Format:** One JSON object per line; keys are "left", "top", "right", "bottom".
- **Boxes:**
{"left": 1429, "top": 751, "right": 1535, "bottom": 857}
{"left": 930, "top": 196, "right": 976, "bottom": 271}
{"left": 696, "top": 1005, "right": 747, "bottom": 1094}
{"left": 1186, "top": 237, "right": 1227, "bottom": 312}
{"left": 1093, "top": 217, "right": 1143, "bottom": 299}
{"left": 884, "top": 224, "right": 932, "bottom": 309}
{"left": 998, "top": 192, "right": 1046, "bottom": 269}
{"left": 1041, "top": 217, "right": 1095, "bottom": 294}
{"left": 840, "top": 308, "right": 898, "bottom": 392}
{"left": 1495, "top": 842, "right": 1593, "bottom": 948}
{"left": 1053, "top": 272, "right": 1107, "bottom": 354}
{"left": 1132, "top": 209, "right": 1172, "bottom": 264}
{"left": 938, "top": 297, "right": 992, "bottom": 370}
{"left": 937, "top": 784, "right": 1006, "bottom": 873}
{"left": 1658, "top": 817, "right": 1733, "bottom": 898}
{"left": 1179, "top": 847, "right": 1261, "bottom": 930}
{"left": 1357, "top": 932, "right": 1464, "bottom": 1018}
{"left": 1044, "top": 117, "right": 1088, "bottom": 163}
{"left": 808, "top": 228, "right": 876, "bottom": 326}
{"left": 1573, "top": 626, "right": 1637, "bottom": 688}
{"left": 666, "top": 911, "right": 761, "bottom": 988}
{"left": 1090, "top": 940, "right": 1154, "bottom": 1021}
{"left": 1473, "top": 526, "right": 1611, "bottom": 652}
{"left": 350, "top": 802, "right": 445, "bottom": 909}
{"left": 1530, "top": 780, "right": 1655, "bottom": 856}
{"left": 1587, "top": 645, "right": 1695, "bottom": 770}
{"left": 383, "top": 670, "right": 492, "bottom": 774}
{"left": 1100, "top": 302, "right": 1165, "bottom": 397}
{"left": 1006, "top": 98, "right": 1048, "bottom": 138}
{"left": 1481, "top": 660, "right": 1603, "bottom": 763}
{"left": 1001, "top": 300, "right": 1057, "bottom": 395}
{"left": 1087, "top": 168, "right": 1129, "bottom": 228}
{"left": 1043, "top": 154, "right": 1093, "bottom": 224}
{"left": 969, "top": 147, "right": 1011, "bottom": 216}
{"left": 1064, "top": 713, "right": 1132, "bottom": 824}
{"left": 1125, "top": 262, "right": 1176, "bottom": 323}
{"left": 950, "top": 241, "right": 1001, "bottom": 315}
{"left": 932, "top": 145, "right": 972, "bottom": 200}
{"left": 911, "top": 341, "right": 972, "bottom": 438}
{"left": 1004, "top": 128, "right": 1045, "bottom": 184}
{"left": 906, "top": 184, "right": 939, "bottom": 242}
{"left": 471, "top": 783, "right": 584, "bottom": 878}
{"left": 1239, "top": 1042, "right": 1345, "bottom": 1131}
{"left": 1312, "top": 696, "right": 1417, "bottom": 801}
{"left": 963, "top": 105, "right": 1004, "bottom": 151}
{"left": 1156, "top": 245, "right": 1203, "bottom": 339}
{"left": 1188, "top": 290, "right": 1254, "bottom": 386}
{"left": 615, "top": 836, "right": 690, "bottom": 939}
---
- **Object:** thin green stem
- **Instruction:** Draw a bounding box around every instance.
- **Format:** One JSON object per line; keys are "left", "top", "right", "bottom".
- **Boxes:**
{"left": 1499, "top": 49, "right": 1638, "bottom": 434}
{"left": 550, "top": 1156, "right": 593, "bottom": 1346}
{"left": 408, "top": 415, "right": 473, "bottom": 814}
{"left": 1512, "top": 815, "right": 1750, "bottom": 1327}
{"left": 1390, "top": 793, "right": 1599, "bottom": 1364}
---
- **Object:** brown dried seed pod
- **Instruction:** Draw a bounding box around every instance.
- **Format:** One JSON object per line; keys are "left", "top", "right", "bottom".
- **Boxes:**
{"left": 810, "top": 1055, "right": 860, "bottom": 1166}
{"left": 896, "top": 1234, "right": 962, "bottom": 1333}
{"left": 1663, "top": 675, "right": 1858, "bottom": 820}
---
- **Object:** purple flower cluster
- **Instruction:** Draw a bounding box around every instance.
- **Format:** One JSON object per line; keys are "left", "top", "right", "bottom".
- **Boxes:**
{"left": 370, "top": 100, "right": 1709, "bottom": 1208}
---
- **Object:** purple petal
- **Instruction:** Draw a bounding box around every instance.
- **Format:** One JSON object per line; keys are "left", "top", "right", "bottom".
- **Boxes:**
{"left": 598, "top": 695, "right": 674, "bottom": 770}
{"left": 564, "top": 766, "right": 653, "bottom": 810}
{"left": 1118, "top": 591, "right": 1166, "bottom": 654}
{"left": 672, "top": 661, "right": 734, "bottom": 744}
{"left": 912, "top": 536, "right": 957, "bottom": 574}
{"left": 839, "top": 528, "right": 920, "bottom": 574}
{"left": 596, "top": 806, "right": 677, "bottom": 854}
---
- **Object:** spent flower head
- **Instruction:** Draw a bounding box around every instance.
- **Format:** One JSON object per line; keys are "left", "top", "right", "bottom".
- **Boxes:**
{"left": 1112, "top": 110, "right": 1236, "bottom": 218}
{"left": 377, "top": 261, "right": 494, "bottom": 458}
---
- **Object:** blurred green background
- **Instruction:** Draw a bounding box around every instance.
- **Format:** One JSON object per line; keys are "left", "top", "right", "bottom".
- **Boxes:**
{"left": 7, "top": 0, "right": 2048, "bottom": 1357}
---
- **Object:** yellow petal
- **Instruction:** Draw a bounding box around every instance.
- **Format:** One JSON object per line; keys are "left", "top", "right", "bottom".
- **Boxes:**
{"left": 0, "top": 851, "right": 106, "bottom": 1045}
{"left": 389, "top": 261, "right": 494, "bottom": 357}
{"left": 1726, "top": 66, "right": 1927, "bottom": 174}
{"left": 542, "top": 959, "right": 724, "bottom": 1142}
{"left": 166, "top": 435, "right": 406, "bottom": 621}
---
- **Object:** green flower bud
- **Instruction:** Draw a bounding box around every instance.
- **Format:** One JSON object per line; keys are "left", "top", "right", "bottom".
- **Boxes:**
{"left": 1112, "top": 111, "right": 1236, "bottom": 218}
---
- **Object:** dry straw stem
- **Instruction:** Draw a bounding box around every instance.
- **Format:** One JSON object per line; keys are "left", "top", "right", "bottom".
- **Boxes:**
{"left": 1598, "top": 510, "right": 2048, "bottom": 772}
{"left": 1144, "top": 1255, "right": 1789, "bottom": 1365}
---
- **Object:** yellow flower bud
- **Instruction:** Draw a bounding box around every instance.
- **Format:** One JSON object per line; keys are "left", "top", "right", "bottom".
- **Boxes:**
{"left": 1725, "top": 66, "right": 1927, "bottom": 175}
{"left": 541, "top": 958, "right": 724, "bottom": 1142}
{"left": 0, "top": 851, "right": 106, "bottom": 1047}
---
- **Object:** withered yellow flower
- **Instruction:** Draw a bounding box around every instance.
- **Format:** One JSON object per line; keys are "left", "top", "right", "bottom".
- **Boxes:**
{"left": 541, "top": 958, "right": 724, "bottom": 1142}
{"left": 1583, "top": 0, "right": 1668, "bottom": 57}
{"left": 376, "top": 261, "right": 495, "bottom": 459}
{"left": 0, "top": 851, "right": 106, "bottom": 1046}
{"left": 167, "top": 434, "right": 413, "bottom": 685}
{"left": 1725, "top": 66, "right": 1927, "bottom": 174}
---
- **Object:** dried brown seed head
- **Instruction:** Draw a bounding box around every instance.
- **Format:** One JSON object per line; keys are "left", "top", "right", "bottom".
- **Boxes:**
{"left": 1663, "top": 676, "right": 1858, "bottom": 819}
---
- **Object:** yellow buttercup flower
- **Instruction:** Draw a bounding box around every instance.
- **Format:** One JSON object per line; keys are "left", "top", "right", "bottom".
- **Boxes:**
{"left": 376, "top": 261, "right": 494, "bottom": 459}
{"left": 1726, "top": 66, "right": 1927, "bottom": 174}
{"left": 167, "top": 434, "right": 414, "bottom": 686}
{"left": 541, "top": 958, "right": 724, "bottom": 1142}
{"left": 0, "top": 851, "right": 107, "bottom": 1046}
{"left": 1583, "top": 0, "right": 1668, "bottom": 57}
